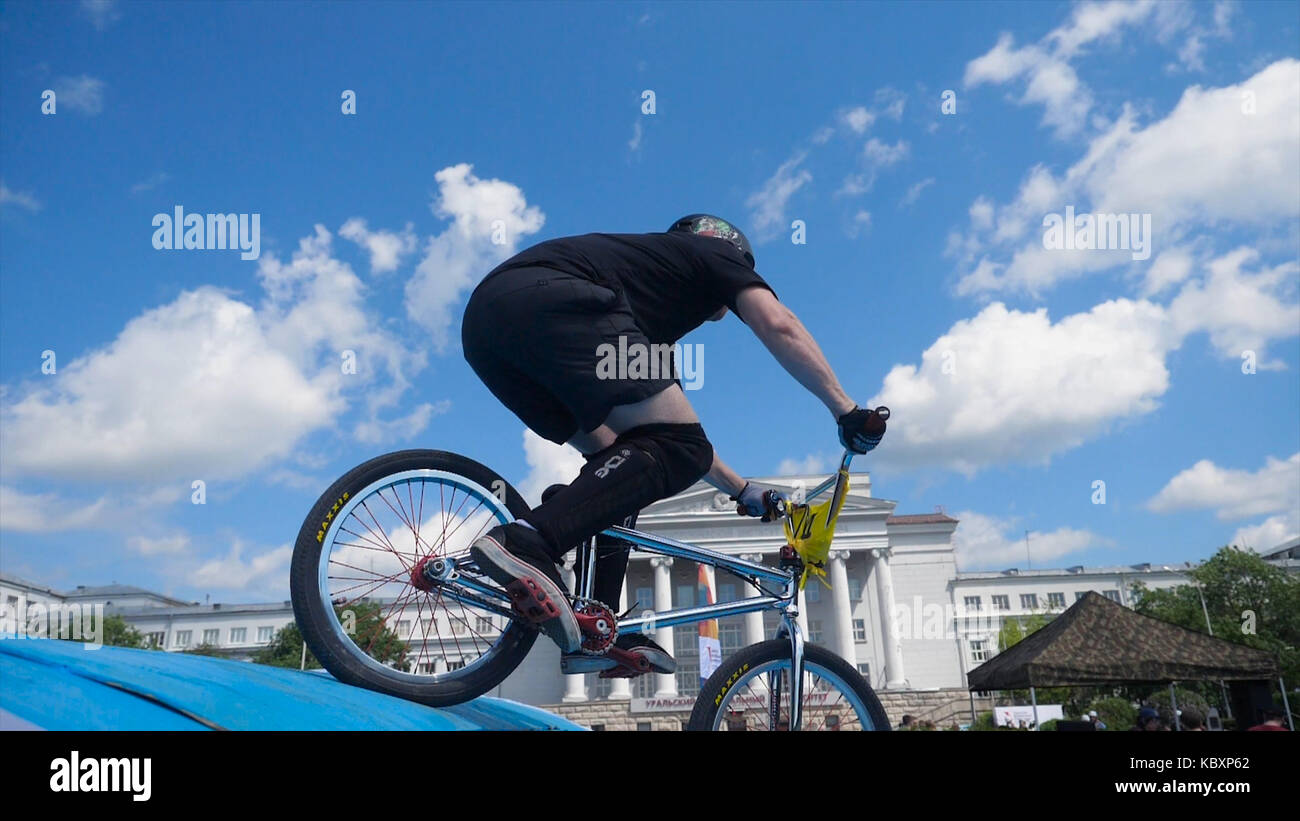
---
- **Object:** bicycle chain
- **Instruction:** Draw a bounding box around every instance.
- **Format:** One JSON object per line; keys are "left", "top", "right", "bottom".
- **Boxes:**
{"left": 571, "top": 596, "right": 617, "bottom": 655}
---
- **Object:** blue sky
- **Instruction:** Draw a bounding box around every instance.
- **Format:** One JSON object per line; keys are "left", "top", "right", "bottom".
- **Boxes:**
{"left": 1, "top": 0, "right": 1297, "bottom": 601}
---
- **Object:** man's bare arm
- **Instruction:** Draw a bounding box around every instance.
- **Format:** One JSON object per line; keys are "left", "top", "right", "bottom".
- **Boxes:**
{"left": 735, "top": 286, "right": 856, "bottom": 419}
{"left": 703, "top": 450, "right": 747, "bottom": 497}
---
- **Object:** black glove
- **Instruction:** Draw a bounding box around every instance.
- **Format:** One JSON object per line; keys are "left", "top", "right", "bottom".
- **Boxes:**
{"left": 838, "top": 406, "right": 888, "bottom": 454}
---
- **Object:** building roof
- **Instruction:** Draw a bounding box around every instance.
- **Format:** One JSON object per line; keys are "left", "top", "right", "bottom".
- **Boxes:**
{"left": 886, "top": 513, "right": 959, "bottom": 525}
{"left": 957, "top": 563, "right": 1196, "bottom": 581}
{"left": 106, "top": 601, "right": 294, "bottom": 618}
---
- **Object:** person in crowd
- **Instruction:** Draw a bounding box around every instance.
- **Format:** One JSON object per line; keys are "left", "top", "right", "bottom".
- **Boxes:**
{"left": 1246, "top": 704, "right": 1291, "bottom": 731}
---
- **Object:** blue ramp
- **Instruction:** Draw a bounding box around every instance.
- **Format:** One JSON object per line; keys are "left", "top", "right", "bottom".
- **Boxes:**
{"left": 0, "top": 638, "right": 582, "bottom": 731}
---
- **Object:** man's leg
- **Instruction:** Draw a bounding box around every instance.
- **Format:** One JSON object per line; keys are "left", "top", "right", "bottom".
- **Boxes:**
{"left": 521, "top": 384, "right": 711, "bottom": 568}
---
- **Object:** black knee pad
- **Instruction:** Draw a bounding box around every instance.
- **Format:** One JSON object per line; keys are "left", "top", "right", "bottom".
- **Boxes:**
{"left": 617, "top": 422, "right": 713, "bottom": 497}
{"left": 521, "top": 423, "right": 713, "bottom": 560}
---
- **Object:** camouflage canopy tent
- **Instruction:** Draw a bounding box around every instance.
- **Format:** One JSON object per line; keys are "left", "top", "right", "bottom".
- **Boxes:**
{"left": 967, "top": 592, "right": 1279, "bottom": 690}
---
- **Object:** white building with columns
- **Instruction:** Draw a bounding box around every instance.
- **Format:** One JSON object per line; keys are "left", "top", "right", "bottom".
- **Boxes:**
{"left": 7, "top": 468, "right": 1281, "bottom": 730}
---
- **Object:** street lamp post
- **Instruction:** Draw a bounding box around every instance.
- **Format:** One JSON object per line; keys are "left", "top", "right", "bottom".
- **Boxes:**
{"left": 1162, "top": 566, "right": 1232, "bottom": 721}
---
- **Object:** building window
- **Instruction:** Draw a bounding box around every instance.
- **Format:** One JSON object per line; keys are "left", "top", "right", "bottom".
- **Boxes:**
{"left": 672, "top": 626, "right": 700, "bottom": 697}
{"left": 202, "top": 629, "right": 219, "bottom": 645}
{"left": 853, "top": 619, "right": 867, "bottom": 642}
{"left": 635, "top": 587, "right": 653, "bottom": 611}
{"left": 857, "top": 663, "right": 870, "bottom": 680}
{"left": 804, "top": 584, "right": 821, "bottom": 604}
{"left": 1019, "top": 593, "right": 1038, "bottom": 610}
{"left": 397, "top": 620, "right": 411, "bottom": 636}
{"left": 963, "top": 595, "right": 982, "bottom": 611}
{"left": 1075, "top": 591, "right": 1089, "bottom": 601}
{"left": 475, "top": 615, "right": 494, "bottom": 633}
{"left": 1047, "top": 592, "right": 1066, "bottom": 609}
{"left": 1103, "top": 590, "right": 1121, "bottom": 603}
{"left": 991, "top": 595, "right": 1010, "bottom": 611}
{"left": 447, "top": 659, "right": 465, "bottom": 671}
{"left": 147, "top": 632, "right": 165, "bottom": 648}
{"left": 676, "top": 585, "right": 695, "bottom": 608}
{"left": 257, "top": 626, "right": 274, "bottom": 643}
{"left": 174, "top": 630, "right": 192, "bottom": 648}
{"left": 451, "top": 617, "right": 466, "bottom": 635}
{"left": 719, "top": 623, "right": 743, "bottom": 654}
{"left": 229, "top": 627, "right": 246, "bottom": 644}
{"left": 970, "top": 639, "right": 988, "bottom": 663}
{"left": 590, "top": 724, "right": 605, "bottom": 732}
{"left": 719, "top": 583, "right": 736, "bottom": 602}
{"left": 809, "top": 620, "right": 823, "bottom": 643}
{"left": 848, "top": 577, "right": 863, "bottom": 601}
{"left": 636, "top": 722, "right": 652, "bottom": 732}
{"left": 825, "top": 714, "right": 841, "bottom": 731}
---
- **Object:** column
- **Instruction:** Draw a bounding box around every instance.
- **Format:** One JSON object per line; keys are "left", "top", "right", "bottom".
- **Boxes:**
{"left": 608, "top": 574, "right": 632, "bottom": 700}
{"left": 651, "top": 557, "right": 677, "bottom": 698}
{"left": 738, "top": 553, "right": 767, "bottom": 646}
{"left": 872, "top": 548, "right": 907, "bottom": 689}
{"left": 561, "top": 563, "right": 587, "bottom": 703}
{"left": 828, "top": 550, "right": 856, "bottom": 664}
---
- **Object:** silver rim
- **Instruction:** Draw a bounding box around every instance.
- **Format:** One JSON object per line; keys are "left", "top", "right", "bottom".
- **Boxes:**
{"left": 709, "top": 657, "right": 877, "bottom": 731}
{"left": 315, "top": 468, "right": 515, "bottom": 685}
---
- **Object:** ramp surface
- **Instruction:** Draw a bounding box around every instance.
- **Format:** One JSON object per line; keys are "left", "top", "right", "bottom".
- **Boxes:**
{"left": 0, "top": 638, "right": 582, "bottom": 731}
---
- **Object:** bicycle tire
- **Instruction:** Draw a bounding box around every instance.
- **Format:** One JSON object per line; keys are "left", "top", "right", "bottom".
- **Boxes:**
{"left": 290, "top": 449, "right": 538, "bottom": 707}
{"left": 688, "top": 640, "right": 891, "bottom": 731}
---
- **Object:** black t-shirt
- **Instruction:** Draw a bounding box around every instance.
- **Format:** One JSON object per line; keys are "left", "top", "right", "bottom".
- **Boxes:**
{"left": 484, "top": 232, "right": 776, "bottom": 344}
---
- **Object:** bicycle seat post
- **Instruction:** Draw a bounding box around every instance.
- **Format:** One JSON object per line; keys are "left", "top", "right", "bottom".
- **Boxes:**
{"left": 579, "top": 536, "right": 597, "bottom": 601}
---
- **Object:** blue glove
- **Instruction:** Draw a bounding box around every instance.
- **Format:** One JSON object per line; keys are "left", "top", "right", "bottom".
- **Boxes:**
{"left": 731, "top": 482, "right": 787, "bottom": 522}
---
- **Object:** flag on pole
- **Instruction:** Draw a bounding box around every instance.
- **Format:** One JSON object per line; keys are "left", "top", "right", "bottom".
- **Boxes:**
{"left": 698, "top": 564, "right": 722, "bottom": 681}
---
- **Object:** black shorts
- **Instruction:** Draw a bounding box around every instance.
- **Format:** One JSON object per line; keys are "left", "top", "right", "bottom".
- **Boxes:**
{"left": 462, "top": 267, "right": 679, "bottom": 444}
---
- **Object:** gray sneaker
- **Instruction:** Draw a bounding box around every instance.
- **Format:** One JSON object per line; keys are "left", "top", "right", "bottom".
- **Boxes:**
{"left": 469, "top": 524, "right": 581, "bottom": 653}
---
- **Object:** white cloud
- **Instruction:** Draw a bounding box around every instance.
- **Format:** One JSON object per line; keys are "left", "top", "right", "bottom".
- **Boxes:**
{"left": 0, "top": 182, "right": 41, "bottom": 211}
{"left": 128, "top": 534, "right": 190, "bottom": 556}
{"left": 129, "top": 172, "right": 170, "bottom": 194}
{"left": 869, "top": 299, "right": 1176, "bottom": 474}
{"left": 838, "top": 139, "right": 909, "bottom": 197}
{"left": 189, "top": 540, "right": 293, "bottom": 597}
{"left": 1231, "top": 511, "right": 1299, "bottom": 553}
{"left": 848, "top": 210, "right": 872, "bottom": 239}
{"left": 2, "top": 226, "right": 426, "bottom": 482}
{"left": 1166, "top": 248, "right": 1299, "bottom": 367}
{"left": 1142, "top": 247, "right": 1195, "bottom": 296}
{"left": 0, "top": 486, "right": 109, "bottom": 532}
{"left": 746, "top": 152, "right": 812, "bottom": 241}
{"left": 404, "top": 164, "right": 545, "bottom": 351}
{"left": 53, "top": 75, "right": 105, "bottom": 115}
{"left": 777, "top": 453, "right": 831, "bottom": 475}
{"left": 952, "top": 510, "right": 1101, "bottom": 571}
{"left": 628, "top": 119, "right": 644, "bottom": 152}
{"left": 953, "top": 59, "right": 1300, "bottom": 297}
{"left": 339, "top": 218, "right": 417, "bottom": 274}
{"left": 79, "top": 0, "right": 120, "bottom": 30}
{"left": 1146, "top": 452, "right": 1299, "bottom": 521}
{"left": 842, "top": 106, "right": 874, "bottom": 134}
{"left": 517, "top": 429, "right": 585, "bottom": 507}
{"left": 900, "top": 177, "right": 935, "bottom": 207}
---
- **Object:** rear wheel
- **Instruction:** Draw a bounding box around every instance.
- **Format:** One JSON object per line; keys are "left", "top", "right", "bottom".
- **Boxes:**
{"left": 688, "top": 640, "right": 890, "bottom": 731}
{"left": 290, "top": 449, "right": 537, "bottom": 706}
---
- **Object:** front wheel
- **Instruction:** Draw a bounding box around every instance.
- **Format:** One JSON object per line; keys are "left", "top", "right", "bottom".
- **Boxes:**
{"left": 688, "top": 640, "right": 891, "bottom": 731}
{"left": 290, "top": 449, "right": 537, "bottom": 707}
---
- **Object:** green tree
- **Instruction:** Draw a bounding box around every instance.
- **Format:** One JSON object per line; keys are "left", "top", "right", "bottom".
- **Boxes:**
{"left": 1132, "top": 546, "right": 1298, "bottom": 703}
{"left": 1088, "top": 695, "right": 1137, "bottom": 731}
{"left": 53, "top": 613, "right": 148, "bottom": 649}
{"left": 181, "top": 642, "right": 227, "bottom": 658}
{"left": 252, "top": 601, "right": 407, "bottom": 670}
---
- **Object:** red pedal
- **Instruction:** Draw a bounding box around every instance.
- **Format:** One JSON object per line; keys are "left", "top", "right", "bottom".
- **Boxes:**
{"left": 506, "top": 578, "right": 558, "bottom": 624}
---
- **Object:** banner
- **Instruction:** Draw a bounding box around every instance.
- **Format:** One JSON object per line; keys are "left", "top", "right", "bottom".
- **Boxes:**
{"left": 697, "top": 564, "right": 721, "bottom": 681}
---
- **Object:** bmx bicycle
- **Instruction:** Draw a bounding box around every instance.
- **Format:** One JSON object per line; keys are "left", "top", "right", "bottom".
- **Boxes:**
{"left": 290, "top": 414, "right": 892, "bottom": 731}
